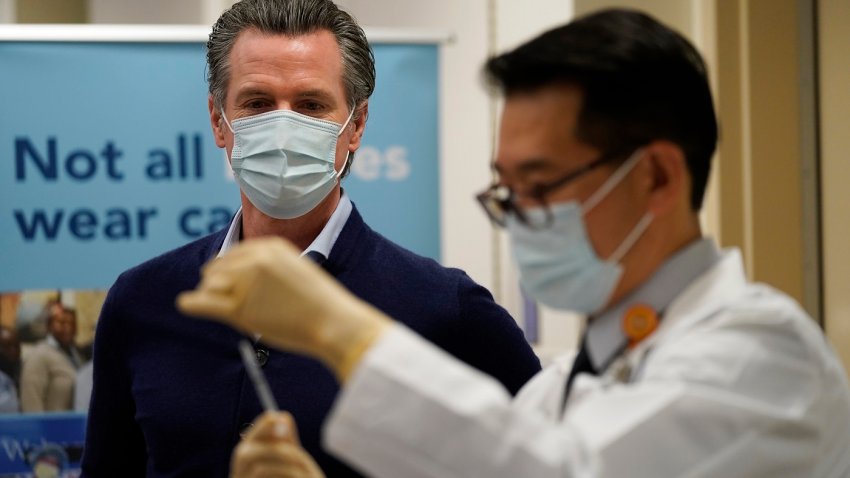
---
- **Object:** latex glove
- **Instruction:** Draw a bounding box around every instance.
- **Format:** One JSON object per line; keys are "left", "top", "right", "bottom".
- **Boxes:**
{"left": 177, "top": 237, "right": 391, "bottom": 381}
{"left": 231, "top": 411, "right": 325, "bottom": 478}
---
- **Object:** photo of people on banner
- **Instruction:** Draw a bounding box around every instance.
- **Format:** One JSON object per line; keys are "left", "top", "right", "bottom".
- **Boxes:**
{"left": 0, "top": 291, "right": 100, "bottom": 415}
{"left": 0, "top": 291, "right": 94, "bottom": 477}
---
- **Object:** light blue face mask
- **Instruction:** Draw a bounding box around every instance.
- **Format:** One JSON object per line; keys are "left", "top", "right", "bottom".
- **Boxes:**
{"left": 222, "top": 108, "right": 353, "bottom": 219}
{"left": 507, "top": 150, "right": 653, "bottom": 314}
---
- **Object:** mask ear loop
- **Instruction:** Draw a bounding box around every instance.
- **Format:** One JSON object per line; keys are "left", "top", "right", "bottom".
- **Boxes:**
{"left": 335, "top": 104, "right": 357, "bottom": 180}
{"left": 219, "top": 109, "right": 238, "bottom": 168}
{"left": 581, "top": 148, "right": 645, "bottom": 214}
{"left": 579, "top": 147, "right": 653, "bottom": 264}
{"left": 336, "top": 106, "right": 355, "bottom": 137}
{"left": 608, "top": 212, "right": 653, "bottom": 263}
{"left": 220, "top": 109, "right": 235, "bottom": 134}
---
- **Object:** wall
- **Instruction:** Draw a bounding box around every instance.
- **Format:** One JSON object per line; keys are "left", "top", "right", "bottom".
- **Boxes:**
{"left": 16, "top": 0, "right": 86, "bottom": 23}
{"left": 0, "top": 0, "right": 14, "bottom": 22}
{"left": 576, "top": 0, "right": 696, "bottom": 31}
{"left": 714, "top": 0, "right": 816, "bottom": 319}
{"left": 88, "top": 0, "right": 202, "bottom": 23}
{"left": 337, "top": 0, "right": 577, "bottom": 360}
{"left": 88, "top": 0, "right": 236, "bottom": 25}
{"left": 819, "top": 0, "right": 850, "bottom": 374}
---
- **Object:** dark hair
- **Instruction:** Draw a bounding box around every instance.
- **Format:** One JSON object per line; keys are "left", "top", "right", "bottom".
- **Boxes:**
{"left": 207, "top": 0, "right": 375, "bottom": 116}
{"left": 485, "top": 9, "right": 717, "bottom": 211}
{"left": 48, "top": 306, "right": 75, "bottom": 327}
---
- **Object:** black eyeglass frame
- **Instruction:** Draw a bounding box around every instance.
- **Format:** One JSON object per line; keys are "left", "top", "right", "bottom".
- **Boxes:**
{"left": 476, "top": 152, "right": 619, "bottom": 229}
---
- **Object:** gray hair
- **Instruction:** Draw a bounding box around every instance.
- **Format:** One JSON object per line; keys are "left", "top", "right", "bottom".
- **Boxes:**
{"left": 206, "top": 0, "right": 376, "bottom": 116}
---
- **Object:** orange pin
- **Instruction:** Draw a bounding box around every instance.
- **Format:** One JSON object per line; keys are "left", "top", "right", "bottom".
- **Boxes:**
{"left": 622, "top": 304, "right": 659, "bottom": 349}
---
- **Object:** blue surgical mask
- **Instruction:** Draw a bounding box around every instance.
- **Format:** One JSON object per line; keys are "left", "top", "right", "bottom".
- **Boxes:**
{"left": 222, "top": 108, "right": 354, "bottom": 219}
{"left": 507, "top": 150, "right": 652, "bottom": 314}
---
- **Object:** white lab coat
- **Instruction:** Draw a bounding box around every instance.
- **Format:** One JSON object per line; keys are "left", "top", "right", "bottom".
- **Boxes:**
{"left": 325, "top": 249, "right": 850, "bottom": 477}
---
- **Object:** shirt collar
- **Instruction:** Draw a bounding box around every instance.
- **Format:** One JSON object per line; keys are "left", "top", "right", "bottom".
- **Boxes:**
{"left": 217, "top": 191, "right": 353, "bottom": 259}
{"left": 586, "top": 237, "right": 721, "bottom": 371}
{"left": 306, "top": 192, "right": 352, "bottom": 260}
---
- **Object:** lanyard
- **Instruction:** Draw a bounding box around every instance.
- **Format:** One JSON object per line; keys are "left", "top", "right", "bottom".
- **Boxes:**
{"left": 561, "top": 304, "right": 661, "bottom": 415}
{"left": 604, "top": 304, "right": 660, "bottom": 383}
{"left": 622, "top": 304, "right": 660, "bottom": 349}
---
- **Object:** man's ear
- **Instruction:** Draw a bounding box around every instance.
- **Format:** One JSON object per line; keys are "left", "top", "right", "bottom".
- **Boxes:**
{"left": 642, "top": 141, "right": 688, "bottom": 218}
{"left": 347, "top": 101, "right": 369, "bottom": 152}
{"left": 209, "top": 95, "right": 227, "bottom": 148}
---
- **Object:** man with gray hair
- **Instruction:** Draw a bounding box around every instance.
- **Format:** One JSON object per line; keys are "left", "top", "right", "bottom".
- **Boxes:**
{"left": 80, "top": 0, "right": 540, "bottom": 476}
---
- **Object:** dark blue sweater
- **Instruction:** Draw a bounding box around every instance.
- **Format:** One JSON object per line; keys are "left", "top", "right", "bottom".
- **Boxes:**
{"left": 80, "top": 205, "right": 541, "bottom": 477}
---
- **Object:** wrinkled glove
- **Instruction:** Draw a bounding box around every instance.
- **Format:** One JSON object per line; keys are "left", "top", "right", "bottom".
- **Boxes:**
{"left": 177, "top": 237, "right": 391, "bottom": 381}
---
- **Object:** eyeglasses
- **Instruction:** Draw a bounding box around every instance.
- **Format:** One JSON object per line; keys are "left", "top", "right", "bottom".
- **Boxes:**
{"left": 476, "top": 153, "right": 616, "bottom": 229}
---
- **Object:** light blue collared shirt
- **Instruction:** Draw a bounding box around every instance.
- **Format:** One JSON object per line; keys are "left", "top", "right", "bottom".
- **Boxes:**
{"left": 218, "top": 192, "right": 353, "bottom": 259}
{"left": 586, "top": 237, "right": 722, "bottom": 371}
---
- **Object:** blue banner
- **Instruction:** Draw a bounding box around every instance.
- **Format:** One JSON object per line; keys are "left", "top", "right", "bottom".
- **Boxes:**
{"left": 0, "top": 413, "right": 86, "bottom": 476}
{"left": 0, "top": 40, "right": 439, "bottom": 292}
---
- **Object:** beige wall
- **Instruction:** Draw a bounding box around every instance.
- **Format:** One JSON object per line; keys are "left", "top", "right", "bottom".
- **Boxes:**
{"left": 16, "top": 0, "right": 86, "bottom": 23}
{"left": 715, "top": 0, "right": 808, "bottom": 306}
{"left": 819, "top": 0, "right": 850, "bottom": 373}
{"left": 0, "top": 0, "right": 14, "bottom": 22}
{"left": 575, "top": 0, "right": 695, "bottom": 30}
{"left": 88, "top": 0, "right": 203, "bottom": 24}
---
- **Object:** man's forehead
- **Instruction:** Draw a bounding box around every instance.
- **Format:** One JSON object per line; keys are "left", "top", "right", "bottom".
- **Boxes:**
{"left": 228, "top": 28, "right": 344, "bottom": 82}
{"left": 228, "top": 28, "right": 344, "bottom": 97}
{"left": 496, "top": 91, "right": 584, "bottom": 173}
{"left": 231, "top": 28, "right": 340, "bottom": 59}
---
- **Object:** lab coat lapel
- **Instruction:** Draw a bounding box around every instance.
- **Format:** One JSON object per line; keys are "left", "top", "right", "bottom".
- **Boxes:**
{"left": 564, "top": 248, "right": 750, "bottom": 409}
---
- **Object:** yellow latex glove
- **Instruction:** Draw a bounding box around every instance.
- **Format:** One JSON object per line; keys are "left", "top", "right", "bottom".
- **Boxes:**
{"left": 231, "top": 411, "right": 325, "bottom": 478}
{"left": 177, "top": 237, "right": 391, "bottom": 381}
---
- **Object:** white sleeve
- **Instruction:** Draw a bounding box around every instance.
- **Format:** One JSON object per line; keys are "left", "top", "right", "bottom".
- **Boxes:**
{"left": 324, "top": 325, "right": 593, "bottom": 478}
{"left": 323, "top": 320, "right": 844, "bottom": 478}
